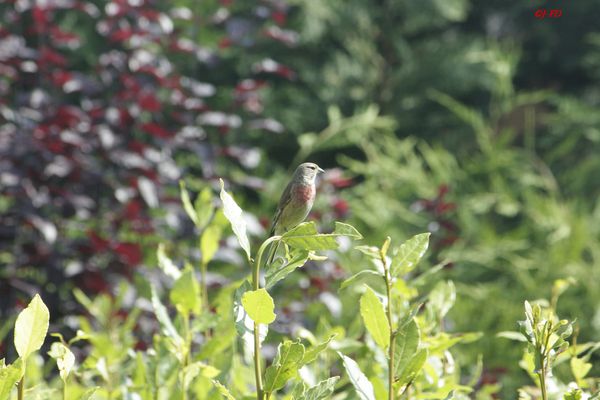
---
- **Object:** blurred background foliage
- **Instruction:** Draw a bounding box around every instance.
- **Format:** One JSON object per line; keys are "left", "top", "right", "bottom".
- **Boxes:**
{"left": 1, "top": 0, "right": 599, "bottom": 397}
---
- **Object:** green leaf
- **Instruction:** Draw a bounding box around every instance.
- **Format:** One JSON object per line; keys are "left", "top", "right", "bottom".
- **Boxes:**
{"left": 264, "top": 340, "right": 306, "bottom": 394}
{"left": 0, "top": 358, "right": 24, "bottom": 400}
{"left": 360, "top": 286, "right": 390, "bottom": 349}
{"left": 233, "top": 281, "right": 267, "bottom": 361}
{"left": 212, "top": 380, "right": 236, "bottom": 400}
{"left": 338, "top": 352, "right": 376, "bottom": 400}
{"left": 380, "top": 237, "right": 391, "bottom": 258}
{"left": 396, "top": 348, "right": 428, "bottom": 387}
{"left": 282, "top": 222, "right": 362, "bottom": 251}
{"left": 355, "top": 245, "right": 381, "bottom": 259}
{"left": 265, "top": 249, "right": 310, "bottom": 290}
{"left": 14, "top": 294, "right": 50, "bottom": 360}
{"left": 157, "top": 243, "right": 181, "bottom": 280}
{"left": 394, "top": 319, "right": 420, "bottom": 377}
{"left": 194, "top": 187, "right": 214, "bottom": 229}
{"left": 340, "top": 270, "right": 382, "bottom": 290}
{"left": 180, "top": 180, "right": 198, "bottom": 226}
{"left": 201, "top": 211, "right": 225, "bottom": 265}
{"left": 428, "top": 280, "right": 456, "bottom": 320}
{"left": 48, "top": 342, "right": 75, "bottom": 381}
{"left": 570, "top": 357, "right": 592, "bottom": 383}
{"left": 182, "top": 361, "right": 220, "bottom": 388}
{"left": 79, "top": 387, "right": 99, "bottom": 400}
{"left": 219, "top": 179, "right": 251, "bottom": 260}
{"left": 151, "top": 286, "right": 183, "bottom": 346}
{"left": 302, "top": 335, "right": 336, "bottom": 365}
{"left": 390, "top": 233, "right": 430, "bottom": 277}
{"left": 298, "top": 377, "right": 340, "bottom": 400}
{"left": 241, "top": 289, "right": 276, "bottom": 325}
{"left": 564, "top": 389, "right": 583, "bottom": 400}
{"left": 169, "top": 265, "right": 201, "bottom": 315}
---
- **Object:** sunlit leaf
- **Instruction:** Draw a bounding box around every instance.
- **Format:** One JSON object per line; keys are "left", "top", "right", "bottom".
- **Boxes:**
{"left": 212, "top": 380, "right": 236, "bottom": 400}
{"left": 201, "top": 210, "right": 225, "bottom": 265}
{"left": 180, "top": 180, "right": 198, "bottom": 226}
{"left": 48, "top": 342, "right": 75, "bottom": 381}
{"left": 14, "top": 294, "right": 50, "bottom": 360}
{"left": 390, "top": 233, "right": 430, "bottom": 277}
{"left": 396, "top": 349, "right": 428, "bottom": 387}
{"left": 302, "top": 334, "right": 336, "bottom": 365}
{"left": 394, "top": 319, "right": 420, "bottom": 377}
{"left": 340, "top": 270, "right": 382, "bottom": 290}
{"left": 169, "top": 265, "right": 201, "bottom": 315}
{"left": 264, "top": 340, "right": 305, "bottom": 394}
{"left": 298, "top": 377, "right": 339, "bottom": 400}
{"left": 194, "top": 187, "right": 214, "bottom": 229}
{"left": 241, "top": 289, "right": 276, "bottom": 325}
{"left": 0, "top": 358, "right": 23, "bottom": 399}
{"left": 360, "top": 286, "right": 390, "bottom": 349}
{"left": 157, "top": 243, "right": 181, "bottom": 280}
{"left": 265, "top": 249, "right": 310, "bottom": 289}
{"left": 151, "top": 286, "right": 183, "bottom": 346}
{"left": 219, "top": 179, "right": 251, "bottom": 260}
{"left": 338, "top": 352, "right": 376, "bottom": 400}
{"left": 282, "top": 222, "right": 362, "bottom": 251}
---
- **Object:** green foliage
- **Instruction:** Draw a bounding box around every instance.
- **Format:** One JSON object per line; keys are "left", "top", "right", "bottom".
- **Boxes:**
{"left": 359, "top": 286, "right": 390, "bottom": 349}
{"left": 14, "top": 294, "right": 49, "bottom": 361}
{"left": 282, "top": 221, "right": 363, "bottom": 251}
{"left": 241, "top": 289, "right": 276, "bottom": 325}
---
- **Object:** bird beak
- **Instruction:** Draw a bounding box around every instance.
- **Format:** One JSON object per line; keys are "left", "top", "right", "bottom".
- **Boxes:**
{"left": 317, "top": 167, "right": 325, "bottom": 174}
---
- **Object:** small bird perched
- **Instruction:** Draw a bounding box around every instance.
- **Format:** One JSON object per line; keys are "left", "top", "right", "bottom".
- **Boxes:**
{"left": 266, "top": 162, "right": 324, "bottom": 264}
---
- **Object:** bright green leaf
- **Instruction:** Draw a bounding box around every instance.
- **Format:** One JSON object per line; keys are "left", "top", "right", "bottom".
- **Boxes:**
{"left": 360, "top": 286, "right": 390, "bottom": 349}
{"left": 212, "top": 380, "right": 236, "bottom": 400}
{"left": 340, "top": 270, "right": 383, "bottom": 290}
{"left": 219, "top": 179, "right": 251, "bottom": 260}
{"left": 570, "top": 357, "right": 592, "bottom": 384}
{"left": 355, "top": 245, "right": 381, "bottom": 259}
{"left": 338, "top": 352, "right": 376, "bottom": 400}
{"left": 265, "top": 249, "right": 310, "bottom": 290}
{"left": 282, "top": 222, "right": 362, "bottom": 251}
{"left": 390, "top": 233, "right": 430, "bottom": 277}
{"left": 14, "top": 294, "right": 50, "bottom": 360}
{"left": 241, "top": 289, "right": 276, "bottom": 325}
{"left": 0, "top": 358, "right": 23, "bottom": 400}
{"left": 157, "top": 243, "right": 181, "bottom": 280}
{"left": 302, "top": 335, "right": 336, "bottom": 365}
{"left": 264, "top": 340, "right": 305, "bottom": 394}
{"left": 394, "top": 319, "right": 420, "bottom": 377}
{"left": 183, "top": 361, "right": 220, "bottom": 388}
{"left": 151, "top": 286, "right": 183, "bottom": 346}
{"left": 194, "top": 187, "right": 214, "bottom": 229}
{"left": 169, "top": 265, "right": 201, "bottom": 315}
{"left": 396, "top": 348, "right": 428, "bottom": 387}
{"left": 79, "top": 387, "right": 99, "bottom": 400}
{"left": 201, "top": 212, "right": 225, "bottom": 265}
{"left": 48, "top": 342, "right": 75, "bottom": 381}
{"left": 564, "top": 389, "right": 583, "bottom": 400}
{"left": 180, "top": 180, "right": 198, "bottom": 226}
{"left": 300, "top": 377, "right": 340, "bottom": 400}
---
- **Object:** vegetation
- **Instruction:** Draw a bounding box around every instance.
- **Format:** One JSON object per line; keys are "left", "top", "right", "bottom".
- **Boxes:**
{"left": 1, "top": 0, "right": 599, "bottom": 399}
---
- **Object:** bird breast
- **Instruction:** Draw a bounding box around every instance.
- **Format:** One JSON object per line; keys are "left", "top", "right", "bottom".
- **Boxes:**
{"left": 293, "top": 184, "right": 315, "bottom": 204}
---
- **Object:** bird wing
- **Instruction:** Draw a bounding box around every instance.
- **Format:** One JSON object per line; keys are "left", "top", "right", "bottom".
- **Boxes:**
{"left": 269, "top": 180, "right": 294, "bottom": 236}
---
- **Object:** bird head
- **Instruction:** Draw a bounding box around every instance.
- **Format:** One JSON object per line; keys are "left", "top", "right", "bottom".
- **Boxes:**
{"left": 295, "top": 162, "right": 324, "bottom": 184}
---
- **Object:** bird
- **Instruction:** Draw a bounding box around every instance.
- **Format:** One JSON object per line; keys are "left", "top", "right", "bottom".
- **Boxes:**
{"left": 266, "top": 162, "right": 324, "bottom": 265}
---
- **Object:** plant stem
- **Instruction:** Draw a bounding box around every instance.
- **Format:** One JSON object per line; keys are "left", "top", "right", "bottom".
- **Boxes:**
{"left": 251, "top": 236, "right": 281, "bottom": 400}
{"left": 200, "top": 261, "right": 209, "bottom": 313}
{"left": 380, "top": 244, "right": 395, "bottom": 400}
{"left": 538, "top": 369, "right": 547, "bottom": 400}
{"left": 18, "top": 376, "right": 24, "bottom": 400}
{"left": 63, "top": 380, "right": 67, "bottom": 400}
